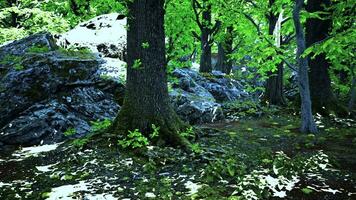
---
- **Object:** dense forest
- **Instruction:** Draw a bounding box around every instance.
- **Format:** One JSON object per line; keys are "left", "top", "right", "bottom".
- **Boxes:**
{"left": 0, "top": 0, "right": 355, "bottom": 199}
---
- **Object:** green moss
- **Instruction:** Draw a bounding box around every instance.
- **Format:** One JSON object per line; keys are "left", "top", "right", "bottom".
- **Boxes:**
{"left": 0, "top": 54, "right": 25, "bottom": 71}
{"left": 57, "top": 47, "right": 95, "bottom": 59}
{"left": 63, "top": 127, "right": 76, "bottom": 137}
{"left": 27, "top": 45, "right": 50, "bottom": 53}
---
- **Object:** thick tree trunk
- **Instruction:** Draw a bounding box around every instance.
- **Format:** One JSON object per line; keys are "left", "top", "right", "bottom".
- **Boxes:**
{"left": 265, "top": 63, "right": 286, "bottom": 105}
{"left": 112, "top": 0, "right": 189, "bottom": 148}
{"left": 306, "top": 0, "right": 346, "bottom": 115}
{"left": 199, "top": 3, "right": 212, "bottom": 73}
{"left": 293, "top": 0, "right": 318, "bottom": 133}
{"left": 264, "top": 0, "right": 286, "bottom": 105}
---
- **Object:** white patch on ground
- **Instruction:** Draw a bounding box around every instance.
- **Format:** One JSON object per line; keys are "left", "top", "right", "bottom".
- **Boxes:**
{"left": 46, "top": 181, "right": 88, "bottom": 200}
{"left": 12, "top": 143, "right": 62, "bottom": 159}
{"left": 84, "top": 194, "right": 116, "bottom": 200}
{"left": 184, "top": 181, "right": 202, "bottom": 195}
{"left": 145, "top": 192, "right": 156, "bottom": 198}
{"left": 120, "top": 158, "right": 133, "bottom": 166}
{"left": 0, "top": 182, "right": 12, "bottom": 188}
{"left": 36, "top": 163, "right": 58, "bottom": 173}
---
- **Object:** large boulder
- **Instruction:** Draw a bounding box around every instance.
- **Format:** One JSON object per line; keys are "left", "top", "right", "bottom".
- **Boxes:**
{"left": 172, "top": 68, "right": 248, "bottom": 103}
{"left": 169, "top": 68, "right": 225, "bottom": 124}
{"left": 57, "top": 13, "right": 126, "bottom": 60}
{"left": 0, "top": 33, "right": 122, "bottom": 146}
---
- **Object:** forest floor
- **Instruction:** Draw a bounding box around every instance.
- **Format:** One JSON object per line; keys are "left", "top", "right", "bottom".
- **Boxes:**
{"left": 0, "top": 113, "right": 355, "bottom": 200}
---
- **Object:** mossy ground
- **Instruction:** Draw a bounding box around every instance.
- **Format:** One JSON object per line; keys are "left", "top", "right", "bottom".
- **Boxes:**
{"left": 0, "top": 113, "right": 355, "bottom": 199}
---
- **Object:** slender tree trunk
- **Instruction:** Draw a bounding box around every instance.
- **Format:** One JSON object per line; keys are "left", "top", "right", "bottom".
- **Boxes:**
{"left": 306, "top": 0, "right": 346, "bottom": 115}
{"left": 293, "top": 0, "right": 318, "bottom": 133}
{"left": 348, "top": 66, "right": 356, "bottom": 112}
{"left": 216, "top": 26, "right": 234, "bottom": 74}
{"left": 112, "top": 0, "right": 189, "bottom": 148}
{"left": 264, "top": 0, "right": 286, "bottom": 105}
{"left": 199, "top": 3, "right": 212, "bottom": 73}
{"left": 216, "top": 43, "right": 224, "bottom": 72}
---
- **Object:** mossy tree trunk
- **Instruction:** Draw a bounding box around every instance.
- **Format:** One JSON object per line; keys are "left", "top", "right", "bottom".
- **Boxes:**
{"left": 217, "top": 26, "right": 234, "bottom": 74}
{"left": 111, "top": 0, "right": 189, "bottom": 148}
{"left": 293, "top": 0, "right": 318, "bottom": 133}
{"left": 306, "top": 0, "right": 347, "bottom": 116}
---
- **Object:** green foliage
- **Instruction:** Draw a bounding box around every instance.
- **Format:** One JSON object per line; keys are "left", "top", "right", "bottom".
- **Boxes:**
{"left": 141, "top": 42, "right": 149, "bottom": 49}
{"left": 0, "top": 0, "right": 125, "bottom": 44}
{"left": 0, "top": 54, "right": 25, "bottom": 71}
{"left": 27, "top": 45, "right": 50, "bottom": 53}
{"left": 90, "top": 118, "right": 112, "bottom": 132}
{"left": 71, "top": 137, "right": 89, "bottom": 148}
{"left": 179, "top": 126, "right": 194, "bottom": 138}
{"left": 57, "top": 47, "right": 94, "bottom": 59}
{"left": 132, "top": 59, "right": 142, "bottom": 69}
{"left": 63, "top": 127, "right": 76, "bottom": 137}
{"left": 191, "top": 143, "right": 202, "bottom": 154}
{"left": 118, "top": 129, "right": 149, "bottom": 149}
{"left": 301, "top": 187, "right": 313, "bottom": 195}
{"left": 150, "top": 124, "right": 160, "bottom": 139}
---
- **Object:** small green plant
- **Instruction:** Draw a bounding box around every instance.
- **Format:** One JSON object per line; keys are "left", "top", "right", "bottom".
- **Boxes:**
{"left": 132, "top": 59, "right": 142, "bottom": 69}
{"left": 191, "top": 143, "right": 202, "bottom": 154}
{"left": 150, "top": 124, "right": 160, "bottom": 139}
{"left": 27, "top": 45, "right": 50, "bottom": 53}
{"left": 14, "top": 63, "right": 25, "bottom": 71}
{"left": 63, "top": 127, "right": 76, "bottom": 137}
{"left": 141, "top": 42, "right": 150, "bottom": 49}
{"left": 301, "top": 187, "right": 313, "bottom": 195}
{"left": 179, "top": 126, "right": 194, "bottom": 138}
{"left": 90, "top": 118, "right": 112, "bottom": 132}
{"left": 72, "top": 138, "right": 89, "bottom": 148}
{"left": 118, "top": 129, "right": 149, "bottom": 149}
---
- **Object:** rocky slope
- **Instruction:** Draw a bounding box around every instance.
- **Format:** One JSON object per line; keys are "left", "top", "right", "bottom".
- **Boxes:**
{"left": 0, "top": 14, "right": 248, "bottom": 148}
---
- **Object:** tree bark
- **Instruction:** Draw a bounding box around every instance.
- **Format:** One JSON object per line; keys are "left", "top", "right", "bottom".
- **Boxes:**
{"left": 264, "top": 0, "right": 286, "bottom": 105}
{"left": 112, "top": 0, "right": 189, "bottom": 148}
{"left": 265, "top": 63, "right": 286, "bottom": 105}
{"left": 306, "top": 0, "right": 346, "bottom": 115}
{"left": 199, "top": 2, "right": 212, "bottom": 73}
{"left": 216, "top": 26, "right": 234, "bottom": 74}
{"left": 293, "top": 0, "right": 318, "bottom": 133}
{"left": 348, "top": 66, "right": 356, "bottom": 112}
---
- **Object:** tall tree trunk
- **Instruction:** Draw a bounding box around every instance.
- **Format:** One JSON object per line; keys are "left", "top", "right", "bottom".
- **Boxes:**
{"left": 112, "top": 0, "right": 189, "bottom": 148}
{"left": 293, "top": 0, "right": 318, "bottom": 133}
{"left": 216, "top": 26, "right": 234, "bottom": 74}
{"left": 199, "top": 3, "right": 212, "bottom": 73}
{"left": 264, "top": 0, "right": 286, "bottom": 105}
{"left": 265, "top": 63, "right": 286, "bottom": 105}
{"left": 348, "top": 66, "right": 356, "bottom": 112}
{"left": 306, "top": 0, "right": 346, "bottom": 115}
{"left": 216, "top": 43, "right": 225, "bottom": 72}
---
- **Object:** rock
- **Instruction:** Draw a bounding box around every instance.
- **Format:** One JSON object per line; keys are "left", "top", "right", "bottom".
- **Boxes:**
{"left": 170, "top": 89, "right": 223, "bottom": 124}
{"left": 173, "top": 68, "right": 248, "bottom": 103}
{"left": 170, "top": 68, "right": 224, "bottom": 124}
{"left": 0, "top": 33, "right": 57, "bottom": 56}
{"left": 0, "top": 33, "right": 121, "bottom": 146}
{"left": 56, "top": 13, "right": 126, "bottom": 60}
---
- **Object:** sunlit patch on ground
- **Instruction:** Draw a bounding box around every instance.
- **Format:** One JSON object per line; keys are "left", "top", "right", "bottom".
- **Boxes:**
{"left": 0, "top": 115, "right": 355, "bottom": 199}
